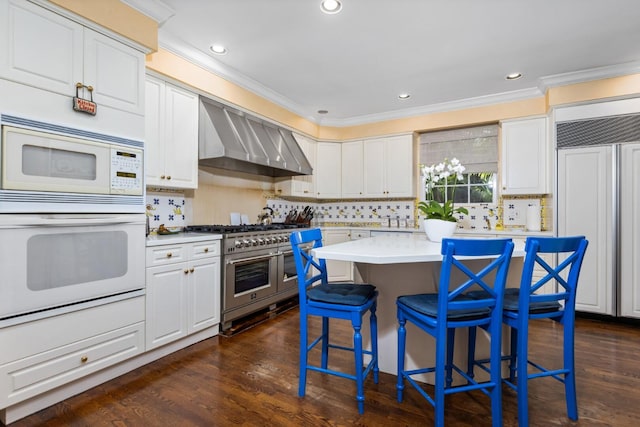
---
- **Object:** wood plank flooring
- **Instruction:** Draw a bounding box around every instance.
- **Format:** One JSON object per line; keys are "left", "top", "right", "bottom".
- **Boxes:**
{"left": 9, "top": 309, "right": 640, "bottom": 426}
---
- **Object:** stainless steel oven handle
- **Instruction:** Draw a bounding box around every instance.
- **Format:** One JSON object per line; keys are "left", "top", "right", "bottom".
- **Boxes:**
{"left": 227, "top": 253, "right": 277, "bottom": 265}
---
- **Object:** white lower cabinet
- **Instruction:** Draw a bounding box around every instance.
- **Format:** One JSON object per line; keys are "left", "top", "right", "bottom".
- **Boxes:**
{"left": 145, "top": 240, "right": 221, "bottom": 350}
{"left": 322, "top": 229, "right": 353, "bottom": 282}
{"left": 0, "top": 297, "right": 145, "bottom": 410}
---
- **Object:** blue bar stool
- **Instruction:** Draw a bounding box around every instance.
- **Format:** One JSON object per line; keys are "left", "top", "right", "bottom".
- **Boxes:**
{"left": 290, "top": 228, "right": 379, "bottom": 414}
{"left": 468, "top": 236, "right": 588, "bottom": 426}
{"left": 396, "top": 238, "right": 514, "bottom": 427}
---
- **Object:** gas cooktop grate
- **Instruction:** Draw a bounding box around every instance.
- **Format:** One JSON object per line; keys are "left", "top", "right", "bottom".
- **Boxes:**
{"left": 184, "top": 223, "right": 308, "bottom": 234}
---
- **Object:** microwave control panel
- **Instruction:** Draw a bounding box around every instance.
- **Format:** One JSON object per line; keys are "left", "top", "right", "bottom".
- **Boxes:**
{"left": 110, "top": 147, "right": 143, "bottom": 195}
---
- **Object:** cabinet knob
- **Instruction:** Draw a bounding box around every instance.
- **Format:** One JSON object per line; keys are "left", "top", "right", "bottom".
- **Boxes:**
{"left": 166, "top": 252, "right": 173, "bottom": 258}
{"left": 160, "top": 175, "right": 166, "bottom": 179}
{"left": 204, "top": 248, "right": 209, "bottom": 253}
{"left": 166, "top": 176, "right": 171, "bottom": 180}
{"left": 80, "top": 356, "right": 88, "bottom": 363}
{"left": 184, "top": 269, "right": 189, "bottom": 274}
{"left": 189, "top": 268, "right": 195, "bottom": 273}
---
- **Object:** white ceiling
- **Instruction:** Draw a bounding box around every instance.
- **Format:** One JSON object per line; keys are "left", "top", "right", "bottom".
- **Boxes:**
{"left": 127, "top": 0, "right": 640, "bottom": 127}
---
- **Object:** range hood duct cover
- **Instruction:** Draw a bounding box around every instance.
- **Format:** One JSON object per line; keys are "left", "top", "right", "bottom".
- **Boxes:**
{"left": 198, "top": 97, "right": 312, "bottom": 177}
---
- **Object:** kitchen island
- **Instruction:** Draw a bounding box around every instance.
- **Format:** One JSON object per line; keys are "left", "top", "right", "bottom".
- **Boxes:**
{"left": 312, "top": 233, "right": 526, "bottom": 383}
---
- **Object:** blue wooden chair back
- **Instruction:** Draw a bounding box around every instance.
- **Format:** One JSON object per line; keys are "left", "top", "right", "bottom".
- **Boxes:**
{"left": 290, "top": 228, "right": 328, "bottom": 297}
{"left": 518, "top": 236, "right": 589, "bottom": 319}
{"left": 437, "top": 238, "right": 515, "bottom": 325}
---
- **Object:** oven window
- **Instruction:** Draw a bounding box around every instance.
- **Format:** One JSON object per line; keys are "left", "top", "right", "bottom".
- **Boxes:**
{"left": 234, "top": 259, "right": 271, "bottom": 294}
{"left": 27, "top": 231, "right": 127, "bottom": 290}
{"left": 283, "top": 253, "right": 297, "bottom": 279}
{"left": 23, "top": 144, "right": 97, "bottom": 180}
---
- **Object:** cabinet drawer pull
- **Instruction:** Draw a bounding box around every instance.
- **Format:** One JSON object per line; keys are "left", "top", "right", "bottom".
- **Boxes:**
{"left": 80, "top": 356, "right": 88, "bottom": 363}
{"left": 166, "top": 252, "right": 173, "bottom": 258}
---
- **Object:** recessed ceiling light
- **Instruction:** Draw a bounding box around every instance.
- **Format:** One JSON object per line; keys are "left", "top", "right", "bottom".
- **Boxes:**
{"left": 317, "top": 109, "right": 329, "bottom": 114}
{"left": 209, "top": 44, "right": 227, "bottom": 55}
{"left": 320, "top": 0, "right": 342, "bottom": 14}
{"left": 505, "top": 72, "right": 522, "bottom": 80}
{"left": 398, "top": 93, "right": 411, "bottom": 100}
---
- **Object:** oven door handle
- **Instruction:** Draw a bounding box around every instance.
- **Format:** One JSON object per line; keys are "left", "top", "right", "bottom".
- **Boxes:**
{"left": 0, "top": 214, "right": 145, "bottom": 228}
{"left": 227, "top": 253, "right": 277, "bottom": 265}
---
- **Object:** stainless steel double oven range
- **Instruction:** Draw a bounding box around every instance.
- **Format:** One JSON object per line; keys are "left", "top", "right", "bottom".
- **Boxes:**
{"left": 185, "top": 223, "right": 309, "bottom": 331}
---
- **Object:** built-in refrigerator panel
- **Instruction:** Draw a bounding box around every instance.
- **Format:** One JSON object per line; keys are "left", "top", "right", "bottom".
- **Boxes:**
{"left": 557, "top": 146, "right": 614, "bottom": 315}
{"left": 620, "top": 143, "right": 640, "bottom": 317}
{"left": 555, "top": 97, "right": 640, "bottom": 318}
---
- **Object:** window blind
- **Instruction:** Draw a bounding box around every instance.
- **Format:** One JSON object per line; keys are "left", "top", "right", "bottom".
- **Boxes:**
{"left": 419, "top": 124, "right": 498, "bottom": 173}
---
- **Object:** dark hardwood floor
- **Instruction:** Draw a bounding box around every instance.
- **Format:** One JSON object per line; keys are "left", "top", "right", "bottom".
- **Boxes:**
{"left": 10, "top": 308, "right": 640, "bottom": 426}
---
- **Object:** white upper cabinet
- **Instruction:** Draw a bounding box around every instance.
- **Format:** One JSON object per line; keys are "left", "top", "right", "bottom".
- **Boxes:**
{"left": 274, "top": 133, "right": 316, "bottom": 198}
{"left": 500, "top": 117, "right": 549, "bottom": 195}
{"left": 341, "top": 140, "right": 365, "bottom": 198}
{"left": 363, "top": 134, "right": 414, "bottom": 198}
{"left": 0, "top": 0, "right": 144, "bottom": 116}
{"left": 315, "top": 142, "right": 342, "bottom": 198}
{"left": 145, "top": 75, "right": 199, "bottom": 189}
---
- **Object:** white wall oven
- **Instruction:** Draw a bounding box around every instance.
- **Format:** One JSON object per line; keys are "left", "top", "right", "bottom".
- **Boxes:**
{"left": 0, "top": 213, "right": 146, "bottom": 325}
{"left": 0, "top": 114, "right": 146, "bottom": 326}
{"left": 0, "top": 114, "right": 144, "bottom": 213}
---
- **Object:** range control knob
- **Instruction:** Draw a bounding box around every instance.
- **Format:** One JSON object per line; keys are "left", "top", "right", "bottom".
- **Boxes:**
{"left": 234, "top": 240, "right": 243, "bottom": 248}
{"left": 250, "top": 239, "right": 258, "bottom": 246}
{"left": 242, "top": 239, "right": 251, "bottom": 247}
{"left": 282, "top": 235, "right": 289, "bottom": 242}
{"left": 264, "top": 237, "right": 272, "bottom": 244}
{"left": 257, "top": 238, "right": 265, "bottom": 245}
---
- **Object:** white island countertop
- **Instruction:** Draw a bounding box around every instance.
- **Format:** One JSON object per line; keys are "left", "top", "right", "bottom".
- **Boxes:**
{"left": 313, "top": 233, "right": 526, "bottom": 264}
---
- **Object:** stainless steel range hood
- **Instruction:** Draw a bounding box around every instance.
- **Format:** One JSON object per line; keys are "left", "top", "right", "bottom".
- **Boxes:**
{"left": 199, "top": 97, "right": 313, "bottom": 177}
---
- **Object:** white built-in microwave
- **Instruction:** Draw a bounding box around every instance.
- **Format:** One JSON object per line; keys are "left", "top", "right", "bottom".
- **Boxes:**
{"left": 0, "top": 115, "right": 144, "bottom": 213}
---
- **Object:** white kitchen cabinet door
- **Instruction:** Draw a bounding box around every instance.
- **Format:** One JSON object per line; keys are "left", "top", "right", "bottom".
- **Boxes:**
{"left": 146, "top": 240, "right": 221, "bottom": 350}
{"left": 384, "top": 135, "right": 414, "bottom": 197}
{"left": 322, "top": 229, "right": 352, "bottom": 282}
{"left": 0, "top": 0, "right": 144, "bottom": 115}
{"left": 341, "top": 140, "right": 364, "bottom": 198}
{"left": 275, "top": 134, "right": 316, "bottom": 197}
{"left": 145, "top": 262, "right": 189, "bottom": 349}
{"left": 620, "top": 143, "right": 640, "bottom": 318}
{"left": 558, "top": 146, "right": 614, "bottom": 315}
{"left": 364, "top": 135, "right": 414, "bottom": 198}
{"left": 83, "top": 28, "right": 145, "bottom": 115}
{"left": 145, "top": 76, "right": 199, "bottom": 189}
{"left": 144, "top": 76, "right": 165, "bottom": 186}
{"left": 501, "top": 117, "right": 549, "bottom": 194}
{"left": 315, "top": 142, "right": 342, "bottom": 198}
{"left": 188, "top": 256, "right": 221, "bottom": 331}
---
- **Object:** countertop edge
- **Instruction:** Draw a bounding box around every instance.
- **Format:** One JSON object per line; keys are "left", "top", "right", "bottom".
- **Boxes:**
{"left": 146, "top": 232, "right": 222, "bottom": 246}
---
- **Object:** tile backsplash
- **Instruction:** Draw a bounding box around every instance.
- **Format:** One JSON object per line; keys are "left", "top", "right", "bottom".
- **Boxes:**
{"left": 266, "top": 199, "right": 502, "bottom": 232}
{"left": 146, "top": 192, "right": 549, "bottom": 232}
{"left": 146, "top": 192, "right": 186, "bottom": 230}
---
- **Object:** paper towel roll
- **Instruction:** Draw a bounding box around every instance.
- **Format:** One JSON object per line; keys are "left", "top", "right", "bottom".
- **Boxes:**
{"left": 526, "top": 205, "right": 541, "bottom": 231}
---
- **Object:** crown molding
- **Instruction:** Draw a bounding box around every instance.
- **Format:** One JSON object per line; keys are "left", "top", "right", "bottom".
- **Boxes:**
{"left": 538, "top": 61, "right": 640, "bottom": 93}
{"left": 120, "top": 0, "right": 175, "bottom": 25}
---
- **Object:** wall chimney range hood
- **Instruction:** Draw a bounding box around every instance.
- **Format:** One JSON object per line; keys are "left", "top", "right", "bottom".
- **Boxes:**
{"left": 199, "top": 97, "right": 312, "bottom": 177}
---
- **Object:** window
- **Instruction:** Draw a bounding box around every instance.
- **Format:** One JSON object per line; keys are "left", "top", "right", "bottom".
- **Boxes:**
{"left": 419, "top": 124, "right": 498, "bottom": 204}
